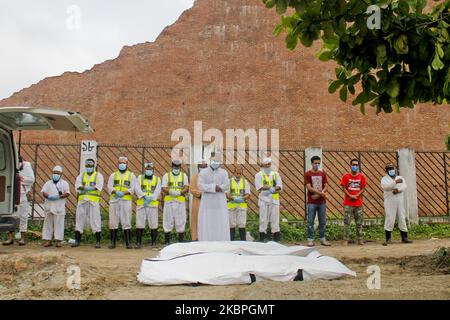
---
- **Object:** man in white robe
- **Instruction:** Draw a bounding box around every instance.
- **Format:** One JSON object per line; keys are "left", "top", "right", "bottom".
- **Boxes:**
{"left": 198, "top": 155, "right": 230, "bottom": 241}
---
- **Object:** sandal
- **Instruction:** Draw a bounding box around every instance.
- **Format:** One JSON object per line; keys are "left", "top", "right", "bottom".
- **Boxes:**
{"left": 43, "top": 241, "right": 52, "bottom": 247}
{"left": 18, "top": 240, "right": 26, "bottom": 246}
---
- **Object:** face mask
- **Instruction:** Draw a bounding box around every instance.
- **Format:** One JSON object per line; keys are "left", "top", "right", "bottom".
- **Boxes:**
{"left": 351, "top": 165, "right": 359, "bottom": 172}
{"left": 210, "top": 161, "right": 220, "bottom": 170}
{"left": 199, "top": 167, "right": 207, "bottom": 172}
{"left": 52, "top": 174, "right": 61, "bottom": 182}
{"left": 388, "top": 169, "right": 396, "bottom": 177}
{"left": 118, "top": 163, "right": 127, "bottom": 171}
{"left": 312, "top": 164, "right": 320, "bottom": 171}
{"left": 86, "top": 167, "right": 94, "bottom": 174}
{"left": 172, "top": 168, "right": 180, "bottom": 175}
{"left": 263, "top": 167, "right": 271, "bottom": 174}
{"left": 145, "top": 170, "right": 153, "bottom": 176}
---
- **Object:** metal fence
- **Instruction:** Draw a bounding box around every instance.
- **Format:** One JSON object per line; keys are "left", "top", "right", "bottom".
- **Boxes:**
{"left": 20, "top": 143, "right": 450, "bottom": 221}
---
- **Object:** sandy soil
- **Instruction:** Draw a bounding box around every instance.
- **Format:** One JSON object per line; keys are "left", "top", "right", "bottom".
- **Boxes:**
{"left": 0, "top": 238, "right": 449, "bottom": 300}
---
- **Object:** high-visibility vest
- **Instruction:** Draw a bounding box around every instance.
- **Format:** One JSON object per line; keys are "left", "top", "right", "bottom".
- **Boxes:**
{"left": 228, "top": 177, "right": 249, "bottom": 209}
{"left": 164, "top": 172, "right": 187, "bottom": 203}
{"left": 136, "top": 175, "right": 160, "bottom": 207}
{"left": 110, "top": 171, "right": 133, "bottom": 201}
{"left": 262, "top": 171, "right": 279, "bottom": 200}
{"left": 78, "top": 172, "right": 101, "bottom": 203}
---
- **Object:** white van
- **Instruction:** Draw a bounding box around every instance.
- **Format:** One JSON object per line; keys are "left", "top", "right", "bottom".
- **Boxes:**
{"left": 0, "top": 106, "right": 94, "bottom": 232}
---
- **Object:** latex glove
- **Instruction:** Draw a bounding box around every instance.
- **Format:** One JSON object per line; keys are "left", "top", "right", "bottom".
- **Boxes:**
{"left": 84, "top": 186, "right": 95, "bottom": 191}
{"left": 269, "top": 187, "right": 276, "bottom": 194}
{"left": 235, "top": 197, "right": 245, "bottom": 203}
{"left": 143, "top": 199, "right": 151, "bottom": 207}
{"left": 115, "top": 191, "right": 124, "bottom": 198}
{"left": 169, "top": 189, "right": 180, "bottom": 197}
{"left": 144, "top": 195, "right": 152, "bottom": 202}
{"left": 48, "top": 195, "right": 60, "bottom": 201}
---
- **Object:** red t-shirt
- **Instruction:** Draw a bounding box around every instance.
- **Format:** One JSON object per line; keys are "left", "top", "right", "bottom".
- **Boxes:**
{"left": 340, "top": 173, "right": 366, "bottom": 207}
{"left": 304, "top": 170, "right": 328, "bottom": 204}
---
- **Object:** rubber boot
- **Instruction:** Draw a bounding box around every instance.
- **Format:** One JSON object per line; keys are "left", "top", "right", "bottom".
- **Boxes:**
{"left": 230, "top": 228, "right": 236, "bottom": 241}
{"left": 71, "top": 231, "right": 81, "bottom": 247}
{"left": 239, "top": 228, "right": 246, "bottom": 241}
{"left": 382, "top": 231, "right": 391, "bottom": 246}
{"left": 400, "top": 231, "right": 412, "bottom": 243}
{"left": 178, "top": 232, "right": 184, "bottom": 243}
{"left": 259, "top": 232, "right": 266, "bottom": 242}
{"left": 108, "top": 229, "right": 117, "bottom": 249}
{"left": 273, "top": 232, "right": 281, "bottom": 243}
{"left": 94, "top": 232, "right": 101, "bottom": 249}
{"left": 164, "top": 232, "right": 171, "bottom": 245}
{"left": 150, "top": 229, "right": 157, "bottom": 246}
{"left": 135, "top": 229, "right": 143, "bottom": 249}
{"left": 124, "top": 229, "right": 132, "bottom": 249}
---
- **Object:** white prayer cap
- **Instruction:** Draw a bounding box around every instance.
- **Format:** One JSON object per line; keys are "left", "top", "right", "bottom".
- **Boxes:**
{"left": 53, "top": 165, "right": 63, "bottom": 172}
{"left": 172, "top": 159, "right": 182, "bottom": 166}
{"left": 262, "top": 157, "right": 272, "bottom": 165}
{"left": 145, "top": 162, "right": 154, "bottom": 168}
{"left": 118, "top": 156, "right": 128, "bottom": 162}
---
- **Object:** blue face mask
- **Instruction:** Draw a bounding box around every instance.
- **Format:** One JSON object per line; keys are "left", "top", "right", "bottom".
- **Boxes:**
{"left": 312, "top": 164, "right": 320, "bottom": 171}
{"left": 86, "top": 167, "right": 94, "bottom": 174}
{"left": 118, "top": 163, "right": 127, "bottom": 171}
{"left": 388, "top": 169, "right": 396, "bottom": 177}
{"left": 145, "top": 170, "right": 153, "bottom": 176}
{"left": 52, "top": 174, "right": 61, "bottom": 182}
{"left": 351, "top": 165, "right": 359, "bottom": 172}
{"left": 172, "top": 168, "right": 180, "bottom": 175}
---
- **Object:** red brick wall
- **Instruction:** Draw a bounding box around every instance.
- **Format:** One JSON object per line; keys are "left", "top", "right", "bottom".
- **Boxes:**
{"left": 1, "top": 0, "right": 449, "bottom": 151}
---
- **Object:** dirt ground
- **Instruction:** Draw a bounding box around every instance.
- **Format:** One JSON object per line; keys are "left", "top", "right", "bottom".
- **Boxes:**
{"left": 0, "top": 238, "right": 449, "bottom": 300}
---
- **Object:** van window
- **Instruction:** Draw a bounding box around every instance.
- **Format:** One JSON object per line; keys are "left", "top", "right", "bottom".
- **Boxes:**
{"left": 0, "top": 142, "right": 5, "bottom": 170}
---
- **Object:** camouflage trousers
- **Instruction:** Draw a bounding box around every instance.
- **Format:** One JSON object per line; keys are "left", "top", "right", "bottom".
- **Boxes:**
{"left": 343, "top": 206, "right": 364, "bottom": 241}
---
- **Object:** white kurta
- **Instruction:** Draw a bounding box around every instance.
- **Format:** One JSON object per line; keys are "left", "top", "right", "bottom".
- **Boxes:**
{"left": 198, "top": 167, "right": 230, "bottom": 241}
{"left": 381, "top": 175, "right": 408, "bottom": 232}
{"left": 41, "top": 179, "right": 70, "bottom": 241}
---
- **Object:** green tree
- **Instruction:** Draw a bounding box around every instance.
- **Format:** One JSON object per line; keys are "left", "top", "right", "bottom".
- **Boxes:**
{"left": 263, "top": 0, "right": 450, "bottom": 114}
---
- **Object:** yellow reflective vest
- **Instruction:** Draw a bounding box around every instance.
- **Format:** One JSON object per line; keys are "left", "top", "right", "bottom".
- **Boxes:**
{"left": 136, "top": 175, "right": 160, "bottom": 207}
{"left": 110, "top": 171, "right": 133, "bottom": 201}
{"left": 78, "top": 172, "right": 101, "bottom": 203}
{"left": 227, "top": 177, "right": 249, "bottom": 209}
{"left": 262, "top": 172, "right": 279, "bottom": 200}
{"left": 164, "top": 172, "right": 188, "bottom": 203}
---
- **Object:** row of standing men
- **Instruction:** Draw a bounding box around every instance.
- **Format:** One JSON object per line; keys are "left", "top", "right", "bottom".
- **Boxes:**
{"left": 2, "top": 155, "right": 411, "bottom": 248}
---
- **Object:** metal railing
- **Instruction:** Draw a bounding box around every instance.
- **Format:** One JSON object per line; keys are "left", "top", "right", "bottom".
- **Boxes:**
{"left": 19, "top": 143, "right": 450, "bottom": 221}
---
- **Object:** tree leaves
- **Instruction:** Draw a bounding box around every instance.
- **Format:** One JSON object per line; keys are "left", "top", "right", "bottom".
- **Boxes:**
{"left": 265, "top": 0, "right": 450, "bottom": 114}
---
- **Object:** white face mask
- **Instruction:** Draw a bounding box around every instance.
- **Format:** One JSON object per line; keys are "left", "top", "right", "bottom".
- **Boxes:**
{"left": 262, "top": 167, "right": 271, "bottom": 174}
{"left": 210, "top": 161, "right": 220, "bottom": 170}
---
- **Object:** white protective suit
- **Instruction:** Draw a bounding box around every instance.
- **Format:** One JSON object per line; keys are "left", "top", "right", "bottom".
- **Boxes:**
{"left": 16, "top": 161, "right": 35, "bottom": 232}
{"left": 162, "top": 172, "right": 189, "bottom": 233}
{"left": 41, "top": 179, "right": 70, "bottom": 241}
{"left": 74, "top": 171, "right": 104, "bottom": 233}
{"left": 107, "top": 171, "right": 136, "bottom": 230}
{"left": 255, "top": 170, "right": 283, "bottom": 233}
{"left": 198, "top": 167, "right": 230, "bottom": 241}
{"left": 134, "top": 175, "right": 162, "bottom": 229}
{"left": 381, "top": 174, "right": 408, "bottom": 232}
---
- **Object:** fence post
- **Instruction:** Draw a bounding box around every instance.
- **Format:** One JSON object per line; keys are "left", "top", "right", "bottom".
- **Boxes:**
{"left": 444, "top": 152, "right": 449, "bottom": 216}
{"left": 31, "top": 144, "right": 39, "bottom": 220}
{"left": 398, "top": 148, "right": 419, "bottom": 224}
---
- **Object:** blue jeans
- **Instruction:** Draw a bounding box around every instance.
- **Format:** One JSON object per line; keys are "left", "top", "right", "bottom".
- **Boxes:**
{"left": 307, "top": 203, "right": 327, "bottom": 241}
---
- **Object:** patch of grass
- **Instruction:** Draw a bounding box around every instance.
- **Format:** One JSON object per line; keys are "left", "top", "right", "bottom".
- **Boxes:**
{"left": 2, "top": 217, "right": 450, "bottom": 244}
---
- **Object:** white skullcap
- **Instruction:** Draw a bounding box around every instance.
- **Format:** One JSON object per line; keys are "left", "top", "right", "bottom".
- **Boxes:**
{"left": 53, "top": 165, "right": 62, "bottom": 172}
{"left": 172, "top": 159, "right": 182, "bottom": 166}
{"left": 118, "top": 157, "right": 128, "bottom": 162}
{"left": 262, "top": 157, "right": 272, "bottom": 165}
